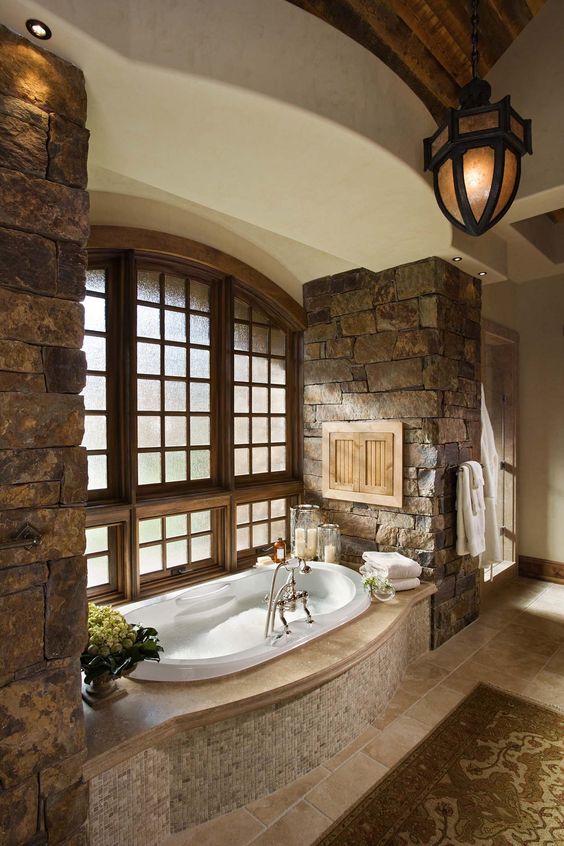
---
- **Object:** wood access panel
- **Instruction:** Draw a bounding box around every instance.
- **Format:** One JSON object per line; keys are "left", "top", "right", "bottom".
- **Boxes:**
{"left": 322, "top": 421, "right": 403, "bottom": 507}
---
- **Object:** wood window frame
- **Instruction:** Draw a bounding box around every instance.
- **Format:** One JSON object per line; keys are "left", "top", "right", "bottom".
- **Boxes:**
{"left": 85, "top": 229, "right": 306, "bottom": 603}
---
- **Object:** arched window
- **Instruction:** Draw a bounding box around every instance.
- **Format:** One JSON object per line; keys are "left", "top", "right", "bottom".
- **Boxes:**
{"left": 82, "top": 240, "right": 304, "bottom": 602}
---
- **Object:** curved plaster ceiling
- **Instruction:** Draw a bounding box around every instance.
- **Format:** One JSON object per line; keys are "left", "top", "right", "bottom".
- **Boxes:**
{"left": 1, "top": 0, "right": 564, "bottom": 298}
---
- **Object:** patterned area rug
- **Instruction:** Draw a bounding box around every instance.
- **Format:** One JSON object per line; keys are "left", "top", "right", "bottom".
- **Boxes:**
{"left": 316, "top": 684, "right": 564, "bottom": 845}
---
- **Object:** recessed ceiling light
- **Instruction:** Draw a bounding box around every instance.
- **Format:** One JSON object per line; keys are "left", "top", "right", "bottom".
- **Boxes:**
{"left": 26, "top": 19, "right": 52, "bottom": 40}
{"left": 452, "top": 256, "right": 463, "bottom": 262}
{"left": 478, "top": 271, "right": 488, "bottom": 277}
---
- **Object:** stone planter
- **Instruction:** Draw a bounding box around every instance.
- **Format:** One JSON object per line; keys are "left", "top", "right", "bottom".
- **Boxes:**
{"left": 82, "top": 674, "right": 128, "bottom": 709}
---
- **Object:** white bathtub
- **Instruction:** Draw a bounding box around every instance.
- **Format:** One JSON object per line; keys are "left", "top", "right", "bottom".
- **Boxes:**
{"left": 120, "top": 562, "right": 370, "bottom": 682}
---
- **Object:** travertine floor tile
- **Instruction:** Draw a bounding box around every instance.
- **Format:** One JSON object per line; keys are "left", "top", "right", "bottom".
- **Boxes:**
{"left": 525, "top": 669, "right": 564, "bottom": 708}
{"left": 324, "top": 726, "right": 379, "bottom": 771}
{"left": 249, "top": 801, "right": 330, "bottom": 846}
{"left": 399, "top": 660, "right": 450, "bottom": 698}
{"left": 544, "top": 646, "right": 564, "bottom": 676}
{"left": 246, "top": 766, "right": 330, "bottom": 826}
{"left": 372, "top": 687, "right": 419, "bottom": 729}
{"left": 164, "top": 808, "right": 264, "bottom": 846}
{"left": 424, "top": 636, "right": 481, "bottom": 672}
{"left": 364, "top": 715, "right": 428, "bottom": 768}
{"left": 405, "top": 684, "right": 466, "bottom": 728}
{"left": 306, "top": 752, "right": 388, "bottom": 821}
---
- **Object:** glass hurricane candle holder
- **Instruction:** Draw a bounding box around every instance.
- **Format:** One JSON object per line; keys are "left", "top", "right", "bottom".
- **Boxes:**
{"left": 317, "top": 523, "right": 341, "bottom": 564}
{"left": 290, "top": 504, "right": 322, "bottom": 560}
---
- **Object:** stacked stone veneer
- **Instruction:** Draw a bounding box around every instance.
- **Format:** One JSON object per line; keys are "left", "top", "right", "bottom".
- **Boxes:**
{"left": 303, "top": 257, "right": 481, "bottom": 647}
{"left": 0, "top": 26, "right": 89, "bottom": 846}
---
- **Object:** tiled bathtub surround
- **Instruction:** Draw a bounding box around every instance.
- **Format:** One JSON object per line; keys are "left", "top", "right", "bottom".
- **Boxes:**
{"left": 88, "top": 597, "right": 430, "bottom": 846}
{"left": 302, "top": 258, "right": 482, "bottom": 646}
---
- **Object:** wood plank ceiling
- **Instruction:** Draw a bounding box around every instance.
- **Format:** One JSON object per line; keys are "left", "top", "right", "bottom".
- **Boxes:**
{"left": 286, "top": 0, "right": 546, "bottom": 122}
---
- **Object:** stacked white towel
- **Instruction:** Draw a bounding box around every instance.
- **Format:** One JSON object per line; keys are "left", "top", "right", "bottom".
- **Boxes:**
{"left": 360, "top": 551, "right": 422, "bottom": 591}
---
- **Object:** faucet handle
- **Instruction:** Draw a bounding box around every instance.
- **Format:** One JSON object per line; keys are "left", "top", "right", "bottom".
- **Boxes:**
{"left": 284, "top": 556, "right": 300, "bottom": 571}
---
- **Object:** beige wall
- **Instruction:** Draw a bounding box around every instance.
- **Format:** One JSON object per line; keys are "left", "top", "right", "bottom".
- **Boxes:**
{"left": 482, "top": 275, "right": 564, "bottom": 562}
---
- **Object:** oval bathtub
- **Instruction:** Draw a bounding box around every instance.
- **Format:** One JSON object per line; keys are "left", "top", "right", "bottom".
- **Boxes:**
{"left": 120, "top": 563, "right": 370, "bottom": 682}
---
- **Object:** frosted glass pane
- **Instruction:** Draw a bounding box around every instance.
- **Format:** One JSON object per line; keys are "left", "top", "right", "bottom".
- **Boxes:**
{"left": 166, "top": 538, "right": 188, "bottom": 567}
{"left": 271, "top": 417, "right": 286, "bottom": 443}
{"left": 270, "top": 520, "right": 286, "bottom": 542}
{"left": 234, "top": 298, "right": 249, "bottom": 320}
{"left": 252, "top": 307, "right": 269, "bottom": 325}
{"left": 87, "top": 454, "right": 107, "bottom": 490}
{"left": 166, "top": 513, "right": 188, "bottom": 538}
{"left": 252, "top": 325, "right": 268, "bottom": 353}
{"left": 234, "top": 448, "right": 249, "bottom": 476}
{"left": 252, "top": 417, "right": 268, "bottom": 443}
{"left": 86, "top": 269, "right": 105, "bottom": 293}
{"left": 252, "top": 446, "right": 268, "bottom": 474}
{"left": 190, "top": 280, "right": 210, "bottom": 312}
{"left": 86, "top": 526, "right": 108, "bottom": 555}
{"left": 165, "top": 450, "right": 187, "bottom": 482}
{"left": 190, "top": 449, "right": 210, "bottom": 480}
{"left": 271, "top": 329, "right": 286, "bottom": 356}
{"left": 252, "top": 387, "right": 268, "bottom": 413}
{"left": 138, "top": 416, "right": 161, "bottom": 449}
{"left": 139, "top": 544, "right": 162, "bottom": 575}
{"left": 165, "top": 345, "right": 186, "bottom": 377}
{"left": 139, "top": 518, "right": 162, "bottom": 544}
{"left": 237, "top": 527, "right": 249, "bottom": 551}
{"left": 237, "top": 504, "right": 250, "bottom": 525}
{"left": 190, "top": 416, "right": 210, "bottom": 446}
{"left": 234, "top": 354, "right": 249, "bottom": 382}
{"left": 234, "top": 323, "right": 249, "bottom": 351}
{"left": 84, "top": 415, "right": 107, "bottom": 450}
{"left": 190, "top": 348, "right": 210, "bottom": 379}
{"left": 164, "top": 276, "right": 185, "bottom": 308}
{"left": 271, "top": 388, "right": 286, "bottom": 413}
{"left": 165, "top": 310, "right": 186, "bottom": 342}
{"left": 234, "top": 417, "right": 248, "bottom": 444}
{"left": 252, "top": 523, "right": 268, "bottom": 547}
{"left": 137, "top": 305, "right": 160, "bottom": 339}
{"left": 87, "top": 555, "right": 109, "bottom": 588}
{"left": 165, "top": 416, "right": 186, "bottom": 447}
{"left": 84, "top": 295, "right": 105, "bottom": 332}
{"left": 191, "top": 534, "right": 211, "bottom": 561}
{"left": 190, "top": 382, "right": 210, "bottom": 412}
{"left": 271, "top": 498, "right": 287, "bottom": 519}
{"left": 252, "top": 357, "right": 268, "bottom": 384}
{"left": 83, "top": 375, "right": 106, "bottom": 411}
{"left": 191, "top": 510, "right": 211, "bottom": 533}
{"left": 165, "top": 381, "right": 186, "bottom": 412}
{"left": 138, "top": 452, "right": 162, "bottom": 485}
{"left": 271, "top": 446, "right": 286, "bottom": 472}
{"left": 271, "top": 359, "right": 286, "bottom": 385}
{"left": 137, "top": 379, "right": 161, "bottom": 411}
{"left": 252, "top": 501, "right": 268, "bottom": 522}
{"left": 137, "top": 271, "right": 160, "bottom": 303}
{"left": 83, "top": 335, "right": 106, "bottom": 371}
{"left": 234, "top": 386, "right": 249, "bottom": 413}
{"left": 137, "top": 342, "right": 161, "bottom": 375}
{"left": 190, "top": 315, "right": 210, "bottom": 346}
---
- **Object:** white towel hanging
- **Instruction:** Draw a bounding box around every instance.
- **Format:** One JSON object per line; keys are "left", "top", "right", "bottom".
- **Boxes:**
{"left": 456, "top": 461, "right": 486, "bottom": 558}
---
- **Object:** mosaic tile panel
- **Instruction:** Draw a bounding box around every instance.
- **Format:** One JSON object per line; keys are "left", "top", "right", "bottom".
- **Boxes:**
{"left": 89, "top": 598, "right": 430, "bottom": 846}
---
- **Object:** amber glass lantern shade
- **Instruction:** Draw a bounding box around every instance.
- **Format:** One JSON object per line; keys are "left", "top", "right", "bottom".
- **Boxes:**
{"left": 424, "top": 81, "right": 532, "bottom": 236}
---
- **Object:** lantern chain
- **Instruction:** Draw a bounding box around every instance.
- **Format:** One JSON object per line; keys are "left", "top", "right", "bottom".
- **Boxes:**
{"left": 471, "top": 0, "right": 480, "bottom": 79}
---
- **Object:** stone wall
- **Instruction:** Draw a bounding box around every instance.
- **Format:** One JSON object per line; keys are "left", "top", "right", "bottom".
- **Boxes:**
{"left": 0, "top": 26, "right": 89, "bottom": 845}
{"left": 303, "top": 257, "right": 481, "bottom": 647}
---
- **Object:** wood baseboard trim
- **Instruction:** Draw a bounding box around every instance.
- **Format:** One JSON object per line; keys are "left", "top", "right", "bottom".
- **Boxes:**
{"left": 519, "top": 556, "right": 564, "bottom": 585}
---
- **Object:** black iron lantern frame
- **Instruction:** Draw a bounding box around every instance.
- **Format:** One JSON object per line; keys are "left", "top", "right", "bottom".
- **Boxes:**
{"left": 423, "top": 0, "right": 532, "bottom": 237}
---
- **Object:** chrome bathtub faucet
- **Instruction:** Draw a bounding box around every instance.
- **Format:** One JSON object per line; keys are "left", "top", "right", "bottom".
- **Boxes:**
{"left": 264, "top": 556, "right": 314, "bottom": 640}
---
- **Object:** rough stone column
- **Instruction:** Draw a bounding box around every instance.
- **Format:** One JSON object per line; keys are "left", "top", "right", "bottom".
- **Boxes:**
{"left": 0, "top": 26, "right": 90, "bottom": 845}
{"left": 303, "top": 257, "right": 481, "bottom": 647}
